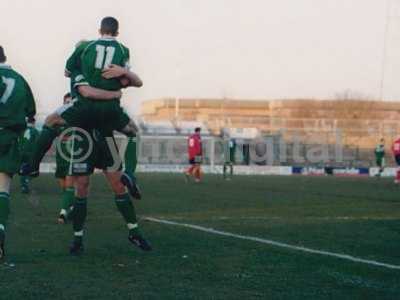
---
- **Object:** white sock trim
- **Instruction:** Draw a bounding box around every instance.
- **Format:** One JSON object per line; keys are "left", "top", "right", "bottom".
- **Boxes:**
{"left": 0, "top": 224, "right": 4, "bottom": 231}
{"left": 127, "top": 223, "right": 138, "bottom": 230}
{"left": 74, "top": 231, "right": 84, "bottom": 237}
{"left": 60, "top": 209, "right": 67, "bottom": 215}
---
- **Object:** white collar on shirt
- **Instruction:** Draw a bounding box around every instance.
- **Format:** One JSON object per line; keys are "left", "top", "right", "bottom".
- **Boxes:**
{"left": 0, "top": 63, "right": 11, "bottom": 69}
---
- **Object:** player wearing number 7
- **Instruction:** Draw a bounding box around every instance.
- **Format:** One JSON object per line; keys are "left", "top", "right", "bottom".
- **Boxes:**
{"left": 0, "top": 46, "right": 37, "bottom": 260}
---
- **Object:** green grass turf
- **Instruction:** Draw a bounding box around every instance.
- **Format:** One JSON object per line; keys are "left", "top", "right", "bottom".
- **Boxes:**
{"left": 1, "top": 174, "right": 399, "bottom": 299}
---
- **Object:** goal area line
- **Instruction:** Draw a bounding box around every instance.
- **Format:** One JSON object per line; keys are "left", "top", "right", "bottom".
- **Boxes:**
{"left": 146, "top": 217, "right": 400, "bottom": 271}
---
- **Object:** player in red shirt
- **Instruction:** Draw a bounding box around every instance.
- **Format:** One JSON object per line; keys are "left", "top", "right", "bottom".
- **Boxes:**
{"left": 392, "top": 137, "right": 400, "bottom": 183}
{"left": 185, "top": 127, "right": 203, "bottom": 182}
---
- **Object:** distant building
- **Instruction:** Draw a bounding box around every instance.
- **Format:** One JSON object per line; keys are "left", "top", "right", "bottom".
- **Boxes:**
{"left": 140, "top": 98, "right": 400, "bottom": 149}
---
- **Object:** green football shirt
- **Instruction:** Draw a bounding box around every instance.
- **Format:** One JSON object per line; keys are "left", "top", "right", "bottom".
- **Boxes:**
{"left": 224, "top": 138, "right": 237, "bottom": 163}
{"left": 65, "top": 38, "right": 130, "bottom": 93}
{"left": 375, "top": 144, "right": 385, "bottom": 160}
{"left": 0, "top": 64, "right": 36, "bottom": 131}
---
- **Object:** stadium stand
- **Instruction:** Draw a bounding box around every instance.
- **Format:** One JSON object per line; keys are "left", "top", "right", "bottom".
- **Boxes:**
{"left": 140, "top": 99, "right": 400, "bottom": 143}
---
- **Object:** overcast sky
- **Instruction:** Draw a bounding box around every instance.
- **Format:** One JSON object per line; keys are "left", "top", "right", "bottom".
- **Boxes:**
{"left": 2, "top": 0, "right": 400, "bottom": 118}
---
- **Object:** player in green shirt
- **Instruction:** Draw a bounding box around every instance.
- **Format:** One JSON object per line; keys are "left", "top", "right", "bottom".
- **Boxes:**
{"left": 62, "top": 18, "right": 148, "bottom": 254}
{"left": 19, "top": 118, "right": 40, "bottom": 193}
{"left": 24, "top": 20, "right": 141, "bottom": 191}
{"left": 0, "top": 46, "right": 36, "bottom": 260}
{"left": 21, "top": 17, "right": 150, "bottom": 254}
{"left": 374, "top": 138, "right": 385, "bottom": 177}
{"left": 223, "top": 136, "right": 237, "bottom": 180}
{"left": 65, "top": 40, "right": 140, "bottom": 200}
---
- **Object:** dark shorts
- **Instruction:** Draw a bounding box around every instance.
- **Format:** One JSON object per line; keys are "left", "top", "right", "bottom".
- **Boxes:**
{"left": 0, "top": 129, "right": 21, "bottom": 175}
{"left": 92, "top": 131, "right": 123, "bottom": 172}
{"left": 376, "top": 158, "right": 385, "bottom": 168}
{"left": 55, "top": 99, "right": 128, "bottom": 176}
{"left": 69, "top": 131, "right": 122, "bottom": 176}
{"left": 55, "top": 156, "right": 69, "bottom": 179}
{"left": 189, "top": 156, "right": 202, "bottom": 165}
{"left": 56, "top": 99, "right": 130, "bottom": 133}
{"left": 395, "top": 155, "right": 400, "bottom": 166}
{"left": 60, "top": 129, "right": 122, "bottom": 177}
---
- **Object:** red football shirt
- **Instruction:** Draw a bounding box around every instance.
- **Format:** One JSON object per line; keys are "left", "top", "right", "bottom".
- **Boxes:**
{"left": 392, "top": 138, "right": 400, "bottom": 156}
{"left": 188, "top": 133, "right": 202, "bottom": 159}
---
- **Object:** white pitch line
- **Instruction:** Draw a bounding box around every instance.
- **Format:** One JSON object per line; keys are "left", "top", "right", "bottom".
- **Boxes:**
{"left": 146, "top": 217, "right": 400, "bottom": 271}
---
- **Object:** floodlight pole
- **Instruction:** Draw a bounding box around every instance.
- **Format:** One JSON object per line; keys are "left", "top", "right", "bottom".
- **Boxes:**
{"left": 175, "top": 97, "right": 180, "bottom": 119}
{"left": 379, "top": 0, "right": 391, "bottom": 101}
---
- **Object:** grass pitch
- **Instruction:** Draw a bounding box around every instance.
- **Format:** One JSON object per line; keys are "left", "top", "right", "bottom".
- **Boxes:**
{"left": 1, "top": 173, "right": 400, "bottom": 299}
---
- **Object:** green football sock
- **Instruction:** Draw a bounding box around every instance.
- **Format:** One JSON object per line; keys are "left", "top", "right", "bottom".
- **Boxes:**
{"left": 61, "top": 187, "right": 75, "bottom": 212}
{"left": 124, "top": 137, "right": 137, "bottom": 175}
{"left": 20, "top": 175, "right": 29, "bottom": 187}
{"left": 0, "top": 192, "right": 10, "bottom": 235}
{"left": 114, "top": 193, "right": 139, "bottom": 235}
{"left": 30, "top": 125, "right": 58, "bottom": 170}
{"left": 72, "top": 197, "right": 87, "bottom": 240}
{"left": 0, "top": 229, "right": 4, "bottom": 245}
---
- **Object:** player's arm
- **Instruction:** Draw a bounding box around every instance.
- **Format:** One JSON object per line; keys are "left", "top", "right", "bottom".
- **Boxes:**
{"left": 65, "top": 41, "right": 89, "bottom": 78}
{"left": 65, "top": 50, "right": 80, "bottom": 78}
{"left": 77, "top": 85, "right": 122, "bottom": 100}
{"left": 23, "top": 79, "right": 36, "bottom": 120}
{"left": 102, "top": 64, "right": 143, "bottom": 88}
{"left": 72, "top": 72, "right": 122, "bottom": 100}
{"left": 0, "top": 81, "right": 6, "bottom": 97}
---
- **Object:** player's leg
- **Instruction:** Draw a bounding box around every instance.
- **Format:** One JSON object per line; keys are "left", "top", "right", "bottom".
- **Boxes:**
{"left": 114, "top": 113, "right": 141, "bottom": 199}
{"left": 21, "top": 113, "right": 65, "bottom": 176}
{"left": 0, "top": 173, "right": 11, "bottom": 260}
{"left": 115, "top": 114, "right": 139, "bottom": 168}
{"left": 395, "top": 155, "right": 400, "bottom": 184}
{"left": 64, "top": 176, "right": 75, "bottom": 217}
{"left": 222, "top": 162, "right": 227, "bottom": 179}
{"left": 375, "top": 159, "right": 382, "bottom": 177}
{"left": 57, "top": 177, "right": 67, "bottom": 220}
{"left": 19, "top": 154, "right": 31, "bottom": 193}
{"left": 58, "top": 176, "right": 75, "bottom": 224}
{"left": 0, "top": 131, "right": 21, "bottom": 260}
{"left": 124, "top": 135, "right": 138, "bottom": 176}
{"left": 21, "top": 100, "right": 87, "bottom": 177}
{"left": 20, "top": 175, "right": 30, "bottom": 193}
{"left": 193, "top": 155, "right": 203, "bottom": 182}
{"left": 56, "top": 151, "right": 75, "bottom": 223}
{"left": 67, "top": 127, "right": 95, "bottom": 255}
{"left": 185, "top": 159, "right": 196, "bottom": 181}
{"left": 224, "top": 162, "right": 233, "bottom": 180}
{"left": 94, "top": 127, "right": 149, "bottom": 250}
{"left": 120, "top": 118, "right": 139, "bottom": 137}
{"left": 69, "top": 175, "right": 89, "bottom": 255}
{"left": 194, "top": 164, "right": 202, "bottom": 183}
{"left": 103, "top": 171, "right": 151, "bottom": 251}
{"left": 380, "top": 157, "right": 385, "bottom": 175}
